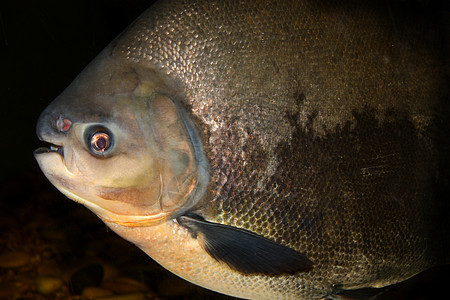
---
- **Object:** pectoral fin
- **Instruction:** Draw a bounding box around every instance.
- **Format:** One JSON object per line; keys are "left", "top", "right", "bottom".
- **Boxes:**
{"left": 177, "top": 213, "right": 313, "bottom": 275}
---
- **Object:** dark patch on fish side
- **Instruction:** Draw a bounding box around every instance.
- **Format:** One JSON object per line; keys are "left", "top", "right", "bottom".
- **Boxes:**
{"left": 212, "top": 106, "right": 442, "bottom": 288}
{"left": 267, "top": 107, "right": 441, "bottom": 280}
{"left": 177, "top": 213, "right": 313, "bottom": 275}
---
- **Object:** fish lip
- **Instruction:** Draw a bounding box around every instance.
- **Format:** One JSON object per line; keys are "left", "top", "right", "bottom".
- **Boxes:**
{"left": 34, "top": 142, "right": 64, "bottom": 157}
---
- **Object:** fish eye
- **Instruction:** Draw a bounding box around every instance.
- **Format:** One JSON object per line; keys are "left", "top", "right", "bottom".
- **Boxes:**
{"left": 85, "top": 126, "right": 114, "bottom": 156}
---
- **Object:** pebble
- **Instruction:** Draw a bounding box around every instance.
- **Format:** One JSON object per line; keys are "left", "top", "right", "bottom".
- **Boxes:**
{"left": 92, "top": 292, "right": 148, "bottom": 300}
{"left": 0, "top": 281, "right": 30, "bottom": 297}
{"left": 0, "top": 251, "right": 30, "bottom": 268}
{"left": 101, "top": 277, "right": 148, "bottom": 293}
{"left": 156, "top": 276, "right": 196, "bottom": 297}
{"left": 35, "top": 275, "right": 64, "bottom": 295}
{"left": 15, "top": 273, "right": 35, "bottom": 287}
{"left": 82, "top": 286, "right": 114, "bottom": 299}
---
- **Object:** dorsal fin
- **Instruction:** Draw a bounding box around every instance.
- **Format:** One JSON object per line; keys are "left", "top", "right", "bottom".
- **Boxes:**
{"left": 177, "top": 213, "right": 313, "bottom": 275}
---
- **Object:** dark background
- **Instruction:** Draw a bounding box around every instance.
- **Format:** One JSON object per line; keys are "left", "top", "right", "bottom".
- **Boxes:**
{"left": 0, "top": 0, "right": 449, "bottom": 299}
{"left": 0, "top": 0, "right": 153, "bottom": 178}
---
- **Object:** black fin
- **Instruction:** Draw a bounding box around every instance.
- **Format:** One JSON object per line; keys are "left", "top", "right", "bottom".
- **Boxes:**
{"left": 177, "top": 213, "right": 313, "bottom": 274}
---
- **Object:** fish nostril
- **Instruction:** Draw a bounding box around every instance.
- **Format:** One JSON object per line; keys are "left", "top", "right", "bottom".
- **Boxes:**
{"left": 56, "top": 115, "right": 72, "bottom": 132}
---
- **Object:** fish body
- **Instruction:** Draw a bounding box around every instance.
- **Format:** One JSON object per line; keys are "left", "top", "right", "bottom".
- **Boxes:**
{"left": 34, "top": 0, "right": 447, "bottom": 299}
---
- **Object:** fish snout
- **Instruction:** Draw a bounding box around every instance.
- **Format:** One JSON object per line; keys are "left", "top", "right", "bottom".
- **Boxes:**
{"left": 35, "top": 109, "right": 53, "bottom": 141}
{"left": 34, "top": 107, "right": 70, "bottom": 157}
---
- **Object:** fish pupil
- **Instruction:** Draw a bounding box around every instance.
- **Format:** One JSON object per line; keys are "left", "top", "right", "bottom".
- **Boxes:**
{"left": 84, "top": 125, "right": 114, "bottom": 156}
{"left": 91, "top": 133, "right": 110, "bottom": 153}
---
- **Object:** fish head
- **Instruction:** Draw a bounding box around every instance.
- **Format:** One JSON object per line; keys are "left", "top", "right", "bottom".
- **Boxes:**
{"left": 34, "top": 49, "right": 208, "bottom": 227}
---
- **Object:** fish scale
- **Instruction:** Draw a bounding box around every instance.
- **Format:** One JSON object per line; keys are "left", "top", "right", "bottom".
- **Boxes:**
{"left": 34, "top": 0, "right": 447, "bottom": 299}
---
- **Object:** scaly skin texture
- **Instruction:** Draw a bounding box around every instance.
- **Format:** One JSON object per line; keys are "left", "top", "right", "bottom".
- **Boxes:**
{"left": 112, "top": 0, "right": 445, "bottom": 295}
{"left": 35, "top": 0, "right": 447, "bottom": 299}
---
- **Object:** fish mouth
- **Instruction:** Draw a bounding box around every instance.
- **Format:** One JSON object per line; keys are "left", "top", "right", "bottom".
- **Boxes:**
{"left": 34, "top": 142, "right": 64, "bottom": 157}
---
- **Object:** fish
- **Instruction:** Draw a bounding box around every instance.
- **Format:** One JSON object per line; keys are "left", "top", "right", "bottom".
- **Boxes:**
{"left": 34, "top": 0, "right": 448, "bottom": 299}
